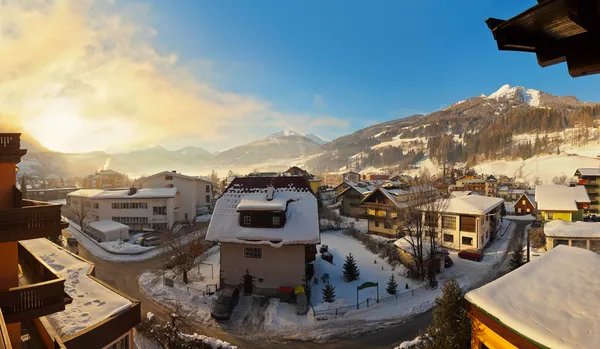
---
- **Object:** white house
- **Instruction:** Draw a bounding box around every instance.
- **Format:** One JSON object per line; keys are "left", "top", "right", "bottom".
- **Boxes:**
{"left": 137, "top": 171, "right": 213, "bottom": 222}
{"left": 544, "top": 220, "right": 600, "bottom": 253}
{"left": 206, "top": 176, "right": 319, "bottom": 296}
{"left": 87, "top": 220, "right": 130, "bottom": 242}
{"left": 66, "top": 187, "right": 178, "bottom": 233}
{"left": 439, "top": 195, "right": 504, "bottom": 250}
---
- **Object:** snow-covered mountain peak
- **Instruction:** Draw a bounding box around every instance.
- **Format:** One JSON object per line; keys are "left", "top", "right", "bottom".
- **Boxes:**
{"left": 487, "top": 84, "right": 541, "bottom": 107}
{"left": 267, "top": 130, "right": 303, "bottom": 138}
{"left": 303, "top": 133, "right": 329, "bottom": 145}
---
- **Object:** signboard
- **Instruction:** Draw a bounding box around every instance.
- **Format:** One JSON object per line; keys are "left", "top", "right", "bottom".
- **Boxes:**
{"left": 357, "top": 281, "right": 378, "bottom": 291}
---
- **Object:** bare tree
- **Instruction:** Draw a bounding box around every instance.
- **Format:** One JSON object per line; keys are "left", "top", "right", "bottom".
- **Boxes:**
{"left": 552, "top": 174, "right": 568, "bottom": 185}
{"left": 390, "top": 182, "right": 448, "bottom": 283}
{"left": 164, "top": 230, "right": 206, "bottom": 284}
{"left": 67, "top": 197, "right": 93, "bottom": 230}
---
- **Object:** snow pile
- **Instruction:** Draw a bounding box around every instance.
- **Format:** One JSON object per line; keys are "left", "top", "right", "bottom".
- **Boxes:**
{"left": 195, "top": 214, "right": 212, "bottom": 222}
{"left": 394, "top": 335, "right": 425, "bottom": 349}
{"left": 466, "top": 246, "right": 600, "bottom": 349}
{"left": 505, "top": 214, "right": 535, "bottom": 221}
{"left": 544, "top": 220, "right": 600, "bottom": 238}
{"left": 20, "top": 239, "right": 132, "bottom": 337}
{"left": 180, "top": 333, "right": 238, "bottom": 349}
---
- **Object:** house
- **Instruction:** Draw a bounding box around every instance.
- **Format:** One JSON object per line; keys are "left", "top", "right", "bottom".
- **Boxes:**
{"left": 23, "top": 186, "right": 82, "bottom": 202}
{"left": 283, "top": 166, "right": 321, "bottom": 193}
{"left": 332, "top": 181, "right": 355, "bottom": 196}
{"left": 466, "top": 246, "right": 600, "bottom": 349}
{"left": 336, "top": 185, "right": 371, "bottom": 216}
{"left": 136, "top": 170, "right": 213, "bottom": 221}
{"left": 484, "top": 175, "right": 498, "bottom": 197}
{"left": 206, "top": 177, "right": 319, "bottom": 296}
{"left": 361, "top": 174, "right": 389, "bottom": 181}
{"left": 535, "top": 185, "right": 590, "bottom": 222}
{"left": 574, "top": 168, "right": 600, "bottom": 214}
{"left": 83, "top": 169, "right": 127, "bottom": 189}
{"left": 513, "top": 194, "right": 535, "bottom": 216}
{"left": 497, "top": 186, "right": 535, "bottom": 201}
{"left": 393, "top": 238, "right": 445, "bottom": 274}
{"left": 544, "top": 220, "right": 600, "bottom": 253}
{"left": 0, "top": 133, "right": 140, "bottom": 349}
{"left": 439, "top": 195, "right": 504, "bottom": 250}
{"left": 390, "top": 175, "right": 415, "bottom": 185}
{"left": 343, "top": 171, "right": 361, "bottom": 183}
{"left": 450, "top": 175, "right": 498, "bottom": 197}
{"left": 66, "top": 187, "right": 178, "bottom": 233}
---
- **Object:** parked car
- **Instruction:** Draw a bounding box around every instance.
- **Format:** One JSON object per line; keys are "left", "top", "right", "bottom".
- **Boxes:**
{"left": 141, "top": 236, "right": 161, "bottom": 247}
{"left": 211, "top": 286, "right": 240, "bottom": 320}
{"left": 458, "top": 248, "right": 484, "bottom": 261}
{"left": 133, "top": 236, "right": 145, "bottom": 245}
{"left": 444, "top": 255, "right": 453, "bottom": 268}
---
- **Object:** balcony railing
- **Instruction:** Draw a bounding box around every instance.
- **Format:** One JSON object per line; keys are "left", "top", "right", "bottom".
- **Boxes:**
{"left": 0, "top": 309, "right": 10, "bottom": 349}
{"left": 0, "top": 243, "right": 70, "bottom": 323}
{"left": 0, "top": 134, "right": 26, "bottom": 162}
{"left": 0, "top": 200, "right": 68, "bottom": 243}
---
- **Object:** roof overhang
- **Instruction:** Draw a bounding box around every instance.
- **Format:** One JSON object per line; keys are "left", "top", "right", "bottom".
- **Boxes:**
{"left": 486, "top": 0, "right": 600, "bottom": 77}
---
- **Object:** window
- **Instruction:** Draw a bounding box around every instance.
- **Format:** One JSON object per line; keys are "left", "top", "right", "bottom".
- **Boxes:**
{"left": 424, "top": 213, "right": 437, "bottom": 227}
{"left": 547, "top": 212, "right": 554, "bottom": 220}
{"left": 374, "top": 221, "right": 380, "bottom": 228}
{"left": 153, "top": 206, "right": 167, "bottom": 215}
{"left": 384, "top": 221, "right": 392, "bottom": 229}
{"left": 206, "top": 184, "right": 210, "bottom": 193}
{"left": 522, "top": 200, "right": 526, "bottom": 205}
{"left": 517, "top": 208, "right": 521, "bottom": 213}
{"left": 206, "top": 195, "right": 210, "bottom": 203}
{"left": 243, "top": 215, "right": 251, "bottom": 225}
{"left": 106, "top": 334, "right": 130, "bottom": 349}
{"left": 93, "top": 202, "right": 99, "bottom": 209}
{"left": 571, "top": 240, "right": 587, "bottom": 249}
{"left": 590, "top": 240, "right": 600, "bottom": 252}
{"left": 165, "top": 175, "right": 173, "bottom": 180}
{"left": 526, "top": 208, "right": 531, "bottom": 213}
{"left": 553, "top": 239, "right": 569, "bottom": 248}
{"left": 481, "top": 235, "right": 484, "bottom": 243}
{"left": 462, "top": 237, "right": 473, "bottom": 246}
{"left": 272, "top": 216, "right": 281, "bottom": 226}
{"left": 443, "top": 234, "right": 453, "bottom": 243}
{"left": 244, "top": 247, "right": 262, "bottom": 258}
{"left": 442, "top": 216, "right": 456, "bottom": 230}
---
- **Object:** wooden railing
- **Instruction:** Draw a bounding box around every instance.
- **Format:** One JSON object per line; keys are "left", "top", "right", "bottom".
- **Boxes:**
{"left": 0, "top": 200, "right": 68, "bottom": 243}
{"left": 0, "top": 309, "right": 11, "bottom": 349}
{"left": 0, "top": 134, "right": 20, "bottom": 153}
{"left": 0, "top": 243, "right": 68, "bottom": 323}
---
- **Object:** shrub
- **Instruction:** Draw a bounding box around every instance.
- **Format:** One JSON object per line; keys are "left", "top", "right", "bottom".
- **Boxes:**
{"left": 530, "top": 228, "right": 546, "bottom": 248}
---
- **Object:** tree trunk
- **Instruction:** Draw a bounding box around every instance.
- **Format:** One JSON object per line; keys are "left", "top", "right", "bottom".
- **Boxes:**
{"left": 183, "top": 270, "right": 189, "bottom": 284}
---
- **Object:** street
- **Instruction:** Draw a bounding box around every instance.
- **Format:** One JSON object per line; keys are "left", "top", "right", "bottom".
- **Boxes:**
{"left": 68, "top": 218, "right": 529, "bottom": 349}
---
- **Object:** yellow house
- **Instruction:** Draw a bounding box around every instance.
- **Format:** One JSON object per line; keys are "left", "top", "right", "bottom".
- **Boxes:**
{"left": 535, "top": 185, "right": 589, "bottom": 222}
{"left": 465, "top": 246, "right": 600, "bottom": 349}
{"left": 360, "top": 187, "right": 400, "bottom": 237}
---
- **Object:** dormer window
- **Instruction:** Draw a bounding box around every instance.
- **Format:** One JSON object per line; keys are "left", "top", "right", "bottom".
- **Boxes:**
{"left": 272, "top": 216, "right": 280, "bottom": 226}
{"left": 243, "top": 215, "right": 252, "bottom": 225}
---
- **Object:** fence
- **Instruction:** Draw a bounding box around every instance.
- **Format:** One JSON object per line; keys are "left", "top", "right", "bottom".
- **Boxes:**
{"left": 313, "top": 283, "right": 429, "bottom": 319}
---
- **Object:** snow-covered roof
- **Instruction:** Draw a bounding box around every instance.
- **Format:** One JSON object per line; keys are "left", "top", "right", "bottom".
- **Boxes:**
{"left": 535, "top": 185, "right": 590, "bottom": 211}
{"left": 512, "top": 194, "right": 535, "bottom": 207}
{"left": 465, "top": 246, "right": 600, "bottom": 349}
{"left": 88, "top": 220, "right": 130, "bottom": 233}
{"left": 137, "top": 170, "right": 211, "bottom": 183}
{"left": 575, "top": 168, "right": 600, "bottom": 176}
{"left": 20, "top": 238, "right": 133, "bottom": 338}
{"left": 443, "top": 195, "right": 504, "bottom": 215}
{"left": 92, "top": 187, "right": 177, "bottom": 199}
{"left": 67, "top": 189, "right": 105, "bottom": 198}
{"left": 207, "top": 178, "right": 319, "bottom": 246}
{"left": 544, "top": 220, "right": 600, "bottom": 238}
{"left": 450, "top": 190, "right": 477, "bottom": 198}
{"left": 96, "top": 170, "right": 122, "bottom": 176}
{"left": 237, "top": 196, "right": 288, "bottom": 211}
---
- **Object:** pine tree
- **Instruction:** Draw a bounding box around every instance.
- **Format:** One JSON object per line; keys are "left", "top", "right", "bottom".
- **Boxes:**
{"left": 386, "top": 274, "right": 398, "bottom": 295}
{"left": 342, "top": 253, "right": 360, "bottom": 282}
{"left": 419, "top": 279, "right": 471, "bottom": 349}
{"left": 322, "top": 283, "right": 336, "bottom": 303}
{"left": 510, "top": 239, "right": 524, "bottom": 270}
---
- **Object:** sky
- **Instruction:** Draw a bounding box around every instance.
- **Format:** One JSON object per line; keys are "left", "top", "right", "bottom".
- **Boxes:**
{"left": 2, "top": 0, "right": 600, "bottom": 154}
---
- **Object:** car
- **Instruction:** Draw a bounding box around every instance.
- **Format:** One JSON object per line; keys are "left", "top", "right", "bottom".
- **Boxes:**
{"left": 141, "top": 236, "right": 161, "bottom": 247}
{"left": 211, "top": 286, "right": 240, "bottom": 320}
{"left": 458, "top": 248, "right": 484, "bottom": 261}
{"left": 444, "top": 255, "right": 453, "bottom": 268}
{"left": 133, "top": 236, "right": 145, "bottom": 245}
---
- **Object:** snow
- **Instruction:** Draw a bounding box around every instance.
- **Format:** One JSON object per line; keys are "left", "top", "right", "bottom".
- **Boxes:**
{"left": 486, "top": 84, "right": 540, "bottom": 107}
{"left": 443, "top": 195, "right": 504, "bottom": 215}
{"left": 535, "top": 184, "right": 589, "bottom": 211}
{"left": 371, "top": 136, "right": 428, "bottom": 150}
{"left": 93, "top": 187, "right": 177, "bottom": 199}
{"left": 20, "top": 238, "right": 133, "bottom": 337}
{"left": 88, "top": 220, "right": 129, "bottom": 233}
{"left": 465, "top": 245, "right": 600, "bottom": 349}
{"left": 576, "top": 168, "right": 600, "bottom": 176}
{"left": 505, "top": 214, "right": 535, "bottom": 221}
{"left": 49, "top": 199, "right": 67, "bottom": 205}
{"left": 207, "top": 188, "right": 319, "bottom": 246}
{"left": 544, "top": 220, "right": 600, "bottom": 238}
{"left": 395, "top": 335, "right": 426, "bottom": 349}
{"left": 99, "top": 240, "right": 154, "bottom": 253}
{"left": 237, "top": 195, "right": 288, "bottom": 211}
{"left": 449, "top": 190, "right": 476, "bottom": 198}
{"left": 67, "top": 189, "right": 104, "bottom": 198}
{"left": 195, "top": 214, "right": 212, "bottom": 222}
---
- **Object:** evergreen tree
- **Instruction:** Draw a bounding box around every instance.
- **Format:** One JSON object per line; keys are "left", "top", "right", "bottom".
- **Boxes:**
{"left": 419, "top": 279, "right": 471, "bottom": 349}
{"left": 342, "top": 253, "right": 360, "bottom": 282}
{"left": 322, "top": 283, "right": 336, "bottom": 303}
{"left": 509, "top": 239, "right": 524, "bottom": 270}
{"left": 386, "top": 274, "right": 398, "bottom": 295}
{"left": 500, "top": 203, "right": 506, "bottom": 218}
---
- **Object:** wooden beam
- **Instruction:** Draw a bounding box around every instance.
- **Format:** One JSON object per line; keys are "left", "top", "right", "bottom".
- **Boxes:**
{"left": 567, "top": 0, "right": 600, "bottom": 32}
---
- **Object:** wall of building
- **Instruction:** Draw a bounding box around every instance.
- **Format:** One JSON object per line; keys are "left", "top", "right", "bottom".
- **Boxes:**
{"left": 367, "top": 219, "right": 396, "bottom": 237}
{"left": 440, "top": 213, "right": 495, "bottom": 250}
{"left": 470, "top": 317, "right": 518, "bottom": 349}
{"left": 219, "top": 243, "right": 306, "bottom": 296}
{"left": 541, "top": 211, "right": 573, "bottom": 222}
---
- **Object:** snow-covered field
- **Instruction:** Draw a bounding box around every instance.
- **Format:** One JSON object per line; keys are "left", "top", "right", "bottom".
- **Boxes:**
{"left": 99, "top": 240, "right": 154, "bottom": 254}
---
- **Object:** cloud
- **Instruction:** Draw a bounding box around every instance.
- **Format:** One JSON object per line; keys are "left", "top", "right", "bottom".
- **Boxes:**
{"left": 0, "top": 0, "right": 346, "bottom": 153}
{"left": 313, "top": 94, "right": 325, "bottom": 108}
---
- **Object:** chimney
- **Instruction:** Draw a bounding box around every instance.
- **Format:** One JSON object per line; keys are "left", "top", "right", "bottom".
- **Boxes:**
{"left": 172, "top": 170, "right": 177, "bottom": 173}
{"left": 128, "top": 187, "right": 137, "bottom": 196}
{"left": 266, "top": 185, "right": 274, "bottom": 201}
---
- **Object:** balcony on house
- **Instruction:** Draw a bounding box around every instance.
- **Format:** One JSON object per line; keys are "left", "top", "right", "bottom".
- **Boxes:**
{"left": 0, "top": 243, "right": 71, "bottom": 324}
{"left": 0, "top": 134, "right": 27, "bottom": 163}
{"left": 0, "top": 197, "right": 68, "bottom": 243}
{"left": 0, "top": 309, "right": 10, "bottom": 349}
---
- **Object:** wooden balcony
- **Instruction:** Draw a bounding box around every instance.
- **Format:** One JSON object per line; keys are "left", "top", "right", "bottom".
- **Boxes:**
{"left": 0, "top": 200, "right": 68, "bottom": 243}
{"left": 0, "top": 243, "right": 71, "bottom": 323}
{"left": 0, "top": 134, "right": 27, "bottom": 163}
{"left": 0, "top": 309, "right": 10, "bottom": 349}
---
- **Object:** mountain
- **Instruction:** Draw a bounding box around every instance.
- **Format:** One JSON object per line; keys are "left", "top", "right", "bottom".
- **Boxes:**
{"left": 213, "top": 130, "right": 321, "bottom": 166}
{"left": 303, "top": 133, "right": 329, "bottom": 145}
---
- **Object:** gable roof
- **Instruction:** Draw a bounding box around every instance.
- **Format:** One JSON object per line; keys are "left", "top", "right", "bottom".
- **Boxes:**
{"left": 575, "top": 168, "right": 600, "bottom": 177}
{"left": 535, "top": 185, "right": 590, "bottom": 211}
{"left": 513, "top": 194, "right": 535, "bottom": 207}
{"left": 137, "top": 171, "right": 211, "bottom": 183}
{"left": 443, "top": 195, "right": 504, "bottom": 215}
{"left": 67, "top": 189, "right": 105, "bottom": 198}
{"left": 206, "top": 177, "right": 318, "bottom": 246}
